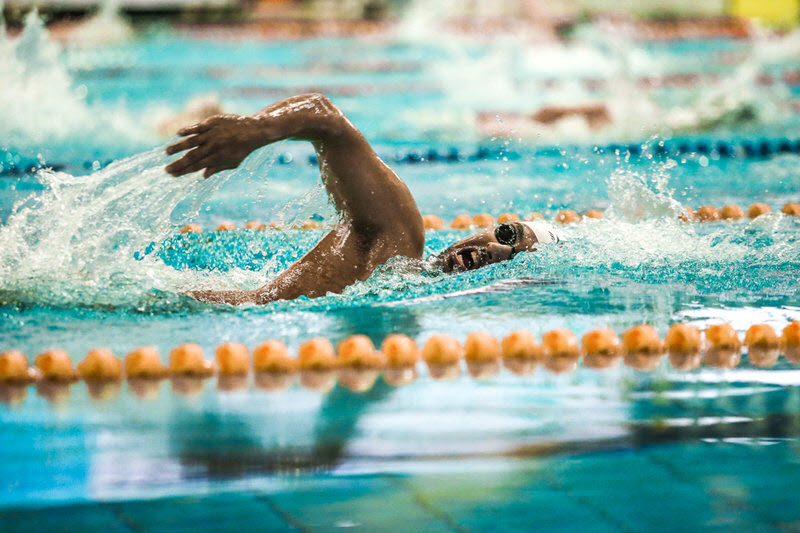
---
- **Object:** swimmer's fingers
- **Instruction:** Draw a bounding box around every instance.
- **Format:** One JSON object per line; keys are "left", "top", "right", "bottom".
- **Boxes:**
{"left": 166, "top": 144, "right": 214, "bottom": 176}
{"left": 165, "top": 155, "right": 193, "bottom": 176}
{"left": 165, "top": 135, "right": 203, "bottom": 156}
{"left": 203, "top": 164, "right": 236, "bottom": 178}
{"left": 177, "top": 121, "right": 213, "bottom": 136}
{"left": 176, "top": 151, "right": 240, "bottom": 178}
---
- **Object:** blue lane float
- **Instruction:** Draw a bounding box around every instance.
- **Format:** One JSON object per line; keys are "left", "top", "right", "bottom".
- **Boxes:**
{"left": 2, "top": 137, "right": 800, "bottom": 176}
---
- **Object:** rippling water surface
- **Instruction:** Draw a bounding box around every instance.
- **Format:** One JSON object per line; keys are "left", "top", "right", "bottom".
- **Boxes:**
{"left": 1, "top": 9, "right": 800, "bottom": 531}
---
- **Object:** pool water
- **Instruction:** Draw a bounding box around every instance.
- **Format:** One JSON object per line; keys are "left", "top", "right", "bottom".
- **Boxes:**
{"left": 1, "top": 10, "right": 800, "bottom": 532}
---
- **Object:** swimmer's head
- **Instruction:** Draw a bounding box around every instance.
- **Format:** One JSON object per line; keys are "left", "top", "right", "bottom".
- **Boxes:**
{"left": 435, "top": 221, "right": 561, "bottom": 273}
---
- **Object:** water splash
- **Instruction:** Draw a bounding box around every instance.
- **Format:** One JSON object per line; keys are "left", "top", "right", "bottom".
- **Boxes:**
{"left": 0, "top": 145, "right": 278, "bottom": 310}
{"left": 1, "top": 138, "right": 797, "bottom": 314}
{"left": 0, "top": 8, "right": 151, "bottom": 153}
{"left": 62, "top": 0, "right": 135, "bottom": 47}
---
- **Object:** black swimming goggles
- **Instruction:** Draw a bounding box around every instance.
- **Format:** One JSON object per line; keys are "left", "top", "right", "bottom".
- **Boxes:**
{"left": 494, "top": 222, "right": 522, "bottom": 254}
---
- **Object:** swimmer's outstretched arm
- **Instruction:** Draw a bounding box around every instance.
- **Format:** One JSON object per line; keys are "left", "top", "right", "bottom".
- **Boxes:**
{"left": 166, "top": 93, "right": 424, "bottom": 305}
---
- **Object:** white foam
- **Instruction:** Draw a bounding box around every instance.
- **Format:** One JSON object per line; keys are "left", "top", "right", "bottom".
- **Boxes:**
{"left": 0, "top": 8, "right": 150, "bottom": 150}
{"left": 0, "top": 146, "right": 278, "bottom": 308}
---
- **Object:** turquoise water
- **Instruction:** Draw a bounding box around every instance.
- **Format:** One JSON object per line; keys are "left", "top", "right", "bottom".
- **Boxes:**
{"left": 1, "top": 12, "right": 800, "bottom": 532}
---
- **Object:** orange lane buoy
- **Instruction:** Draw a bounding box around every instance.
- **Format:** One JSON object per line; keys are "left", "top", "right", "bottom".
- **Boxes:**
{"left": 337, "top": 335, "right": 385, "bottom": 369}
{"left": 501, "top": 330, "right": 543, "bottom": 360}
{"left": 781, "top": 321, "right": 800, "bottom": 363}
{"left": 169, "top": 343, "right": 214, "bottom": 377}
{"left": 622, "top": 325, "right": 663, "bottom": 354}
{"left": 381, "top": 334, "right": 420, "bottom": 368}
{"left": 77, "top": 348, "right": 123, "bottom": 381}
{"left": 705, "top": 324, "right": 741, "bottom": 350}
{"left": 179, "top": 223, "right": 202, "bottom": 233}
{"left": 450, "top": 215, "right": 473, "bottom": 229}
{"left": 253, "top": 340, "right": 297, "bottom": 373}
{"left": 215, "top": 342, "right": 250, "bottom": 376}
{"left": 422, "top": 334, "right": 463, "bottom": 366}
{"left": 678, "top": 206, "right": 696, "bottom": 222}
{"left": 423, "top": 215, "right": 444, "bottom": 230}
{"left": 35, "top": 349, "right": 77, "bottom": 381}
{"left": 665, "top": 324, "right": 702, "bottom": 370}
{"left": 704, "top": 323, "right": 742, "bottom": 369}
{"left": 497, "top": 212, "right": 520, "bottom": 224}
{"left": 720, "top": 204, "right": 743, "bottom": 220}
{"left": 744, "top": 324, "right": 780, "bottom": 367}
{"left": 622, "top": 325, "right": 663, "bottom": 371}
{"left": 782, "top": 202, "right": 800, "bottom": 216}
{"left": 582, "top": 209, "right": 603, "bottom": 220}
{"left": 582, "top": 328, "right": 622, "bottom": 356}
{"left": 473, "top": 213, "right": 495, "bottom": 228}
{"left": 556, "top": 209, "right": 580, "bottom": 224}
{"left": 216, "top": 222, "right": 236, "bottom": 231}
{"left": 297, "top": 338, "right": 338, "bottom": 371}
{"left": 464, "top": 332, "right": 501, "bottom": 363}
{"left": 125, "top": 346, "right": 167, "bottom": 379}
{"left": 696, "top": 206, "right": 721, "bottom": 222}
{"left": 524, "top": 212, "right": 544, "bottom": 221}
{"left": 542, "top": 328, "right": 580, "bottom": 373}
{"left": 581, "top": 328, "right": 622, "bottom": 369}
{"left": 422, "top": 334, "right": 462, "bottom": 380}
{"left": 0, "top": 351, "right": 35, "bottom": 383}
{"left": 746, "top": 202, "right": 771, "bottom": 219}
{"left": 244, "top": 221, "right": 266, "bottom": 230}
{"left": 542, "top": 328, "right": 580, "bottom": 357}
{"left": 665, "top": 323, "right": 701, "bottom": 354}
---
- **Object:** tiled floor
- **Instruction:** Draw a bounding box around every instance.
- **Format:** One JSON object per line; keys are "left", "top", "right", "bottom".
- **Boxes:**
{"left": 3, "top": 439, "right": 799, "bottom": 533}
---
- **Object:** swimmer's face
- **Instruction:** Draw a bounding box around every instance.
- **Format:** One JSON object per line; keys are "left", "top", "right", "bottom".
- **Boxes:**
{"left": 436, "top": 222, "right": 540, "bottom": 273}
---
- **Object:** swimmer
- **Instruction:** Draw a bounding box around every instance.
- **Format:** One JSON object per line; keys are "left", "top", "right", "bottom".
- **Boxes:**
{"left": 166, "top": 93, "right": 560, "bottom": 305}
{"left": 477, "top": 103, "right": 613, "bottom": 137}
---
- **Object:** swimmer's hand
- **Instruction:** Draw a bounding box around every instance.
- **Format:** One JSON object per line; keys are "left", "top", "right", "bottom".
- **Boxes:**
{"left": 165, "top": 114, "right": 263, "bottom": 178}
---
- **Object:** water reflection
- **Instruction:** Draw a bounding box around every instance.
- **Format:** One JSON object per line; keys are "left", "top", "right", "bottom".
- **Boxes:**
{"left": 169, "top": 380, "right": 396, "bottom": 479}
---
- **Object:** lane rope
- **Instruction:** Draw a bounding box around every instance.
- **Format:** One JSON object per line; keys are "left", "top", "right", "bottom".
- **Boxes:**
{"left": 178, "top": 201, "right": 800, "bottom": 234}
{"left": 1, "top": 322, "right": 798, "bottom": 403}
{"left": 3, "top": 137, "right": 800, "bottom": 176}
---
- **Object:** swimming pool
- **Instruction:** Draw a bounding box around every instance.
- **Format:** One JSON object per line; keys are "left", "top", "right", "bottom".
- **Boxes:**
{"left": 1, "top": 10, "right": 800, "bottom": 532}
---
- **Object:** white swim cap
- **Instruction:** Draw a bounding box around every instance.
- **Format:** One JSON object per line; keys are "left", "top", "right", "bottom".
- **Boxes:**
{"left": 521, "top": 220, "right": 562, "bottom": 244}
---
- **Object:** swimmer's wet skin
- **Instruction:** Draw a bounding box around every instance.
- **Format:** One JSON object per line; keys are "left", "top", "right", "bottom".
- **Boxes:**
{"left": 166, "top": 94, "right": 559, "bottom": 305}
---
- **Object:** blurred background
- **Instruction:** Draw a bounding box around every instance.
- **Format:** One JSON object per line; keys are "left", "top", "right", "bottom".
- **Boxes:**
{"left": 2, "top": 0, "right": 798, "bottom": 28}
